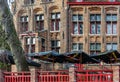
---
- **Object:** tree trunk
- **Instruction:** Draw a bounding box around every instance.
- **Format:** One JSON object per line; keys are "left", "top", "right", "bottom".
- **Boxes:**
{"left": 0, "top": 0, "right": 29, "bottom": 71}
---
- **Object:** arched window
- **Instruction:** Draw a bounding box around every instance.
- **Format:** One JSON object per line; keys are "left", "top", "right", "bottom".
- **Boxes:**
{"left": 20, "top": 15, "right": 29, "bottom": 33}
{"left": 51, "top": 12, "right": 60, "bottom": 31}
{"left": 35, "top": 14, "right": 44, "bottom": 31}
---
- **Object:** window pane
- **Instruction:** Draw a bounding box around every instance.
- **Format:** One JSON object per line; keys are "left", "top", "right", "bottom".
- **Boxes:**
{"left": 97, "top": 24, "right": 101, "bottom": 34}
{"left": 73, "top": 23, "right": 78, "bottom": 34}
{"left": 32, "top": 37, "right": 36, "bottom": 44}
{"left": 96, "top": 43, "right": 101, "bottom": 50}
{"left": 79, "top": 24, "right": 83, "bottom": 34}
{"left": 41, "top": 38, "right": 45, "bottom": 47}
{"left": 51, "top": 41, "right": 55, "bottom": 47}
{"left": 72, "top": 15, "right": 78, "bottom": 21}
{"left": 26, "top": 16, "right": 28, "bottom": 22}
{"left": 78, "top": 43, "right": 83, "bottom": 50}
{"left": 56, "top": 13, "right": 60, "bottom": 19}
{"left": 36, "top": 15, "right": 39, "bottom": 21}
{"left": 90, "top": 43, "right": 95, "bottom": 50}
{"left": 27, "top": 38, "right": 30, "bottom": 45}
{"left": 107, "top": 24, "right": 112, "bottom": 34}
{"left": 56, "top": 20, "right": 60, "bottom": 31}
{"left": 72, "top": 43, "right": 77, "bottom": 50}
{"left": 51, "top": 14, "right": 56, "bottom": 19}
{"left": 112, "top": 14, "right": 117, "bottom": 21}
{"left": 78, "top": 15, "right": 83, "bottom": 21}
{"left": 113, "top": 23, "right": 117, "bottom": 34}
{"left": 91, "top": 24, "right": 96, "bottom": 34}
{"left": 106, "top": 14, "right": 111, "bottom": 21}
{"left": 112, "top": 43, "right": 117, "bottom": 50}
{"left": 51, "top": 21, "right": 55, "bottom": 31}
{"left": 21, "top": 17, "right": 24, "bottom": 22}
{"left": 106, "top": 43, "right": 112, "bottom": 50}
{"left": 96, "top": 14, "right": 101, "bottom": 21}
{"left": 41, "top": 15, "right": 44, "bottom": 20}
{"left": 58, "top": 21, "right": 60, "bottom": 30}
{"left": 35, "top": 15, "right": 44, "bottom": 21}
{"left": 90, "top": 15, "right": 95, "bottom": 21}
{"left": 57, "top": 41, "right": 60, "bottom": 47}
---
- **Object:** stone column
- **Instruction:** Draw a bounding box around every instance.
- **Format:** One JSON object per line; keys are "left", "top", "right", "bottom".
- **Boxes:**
{"left": 101, "top": 6, "right": 106, "bottom": 52}
{"left": 0, "top": 70, "right": 4, "bottom": 82}
{"left": 11, "top": 65, "right": 17, "bottom": 72}
{"left": 69, "top": 65, "right": 76, "bottom": 82}
{"left": 117, "top": 7, "right": 120, "bottom": 51}
{"left": 112, "top": 66, "right": 120, "bottom": 82}
{"left": 30, "top": 67, "right": 38, "bottom": 82}
{"left": 84, "top": 7, "right": 89, "bottom": 53}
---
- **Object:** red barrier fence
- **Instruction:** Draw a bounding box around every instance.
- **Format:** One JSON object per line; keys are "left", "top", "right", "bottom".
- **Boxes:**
{"left": 75, "top": 64, "right": 83, "bottom": 70}
{"left": 76, "top": 70, "right": 113, "bottom": 82}
{"left": 37, "top": 71, "right": 69, "bottom": 82}
{"left": 4, "top": 72, "right": 31, "bottom": 82}
{"left": 3, "top": 64, "right": 114, "bottom": 82}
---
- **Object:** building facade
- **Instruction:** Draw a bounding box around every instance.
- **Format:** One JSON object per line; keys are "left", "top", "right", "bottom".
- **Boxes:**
{"left": 12, "top": 0, "right": 120, "bottom": 55}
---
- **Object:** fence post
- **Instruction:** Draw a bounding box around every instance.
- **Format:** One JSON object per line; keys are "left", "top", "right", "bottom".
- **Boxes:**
{"left": 30, "top": 67, "right": 38, "bottom": 82}
{"left": 112, "top": 66, "right": 120, "bottom": 82}
{"left": 0, "top": 70, "right": 4, "bottom": 82}
{"left": 69, "top": 65, "right": 76, "bottom": 82}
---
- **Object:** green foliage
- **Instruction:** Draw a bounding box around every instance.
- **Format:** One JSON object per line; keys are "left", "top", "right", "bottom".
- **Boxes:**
{"left": 0, "top": 25, "right": 10, "bottom": 50}
{"left": 0, "top": 62, "right": 10, "bottom": 70}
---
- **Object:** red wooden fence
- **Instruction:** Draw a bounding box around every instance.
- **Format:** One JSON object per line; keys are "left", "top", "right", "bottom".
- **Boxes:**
{"left": 75, "top": 64, "right": 83, "bottom": 70}
{"left": 4, "top": 72, "right": 31, "bottom": 82}
{"left": 37, "top": 71, "right": 69, "bottom": 82}
{"left": 76, "top": 70, "right": 113, "bottom": 82}
{"left": 3, "top": 64, "right": 114, "bottom": 82}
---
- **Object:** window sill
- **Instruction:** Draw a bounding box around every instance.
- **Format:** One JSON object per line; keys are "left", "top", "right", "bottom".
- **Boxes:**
{"left": 71, "top": 34, "right": 84, "bottom": 36}
{"left": 71, "top": 50, "right": 83, "bottom": 52}
{"left": 89, "top": 34, "right": 101, "bottom": 36}
{"left": 50, "top": 31, "right": 60, "bottom": 32}
{"left": 106, "top": 34, "right": 117, "bottom": 36}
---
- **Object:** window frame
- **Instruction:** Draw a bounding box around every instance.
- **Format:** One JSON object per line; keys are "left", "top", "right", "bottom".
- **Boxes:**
{"left": 106, "top": 43, "right": 117, "bottom": 51}
{"left": 35, "top": 14, "right": 44, "bottom": 31}
{"left": 25, "top": 37, "right": 36, "bottom": 53}
{"left": 90, "top": 14, "right": 101, "bottom": 35}
{"left": 20, "top": 16, "right": 29, "bottom": 32}
{"left": 72, "top": 14, "right": 83, "bottom": 35}
{"left": 72, "top": 43, "right": 83, "bottom": 51}
{"left": 50, "top": 13, "right": 61, "bottom": 32}
{"left": 106, "top": 14, "right": 117, "bottom": 35}
{"left": 51, "top": 40, "right": 60, "bottom": 53}
{"left": 51, "top": 40, "right": 60, "bottom": 47}
{"left": 90, "top": 43, "right": 101, "bottom": 55}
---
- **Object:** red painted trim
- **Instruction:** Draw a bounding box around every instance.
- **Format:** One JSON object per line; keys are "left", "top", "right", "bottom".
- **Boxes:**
{"left": 67, "top": 2, "right": 120, "bottom": 6}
